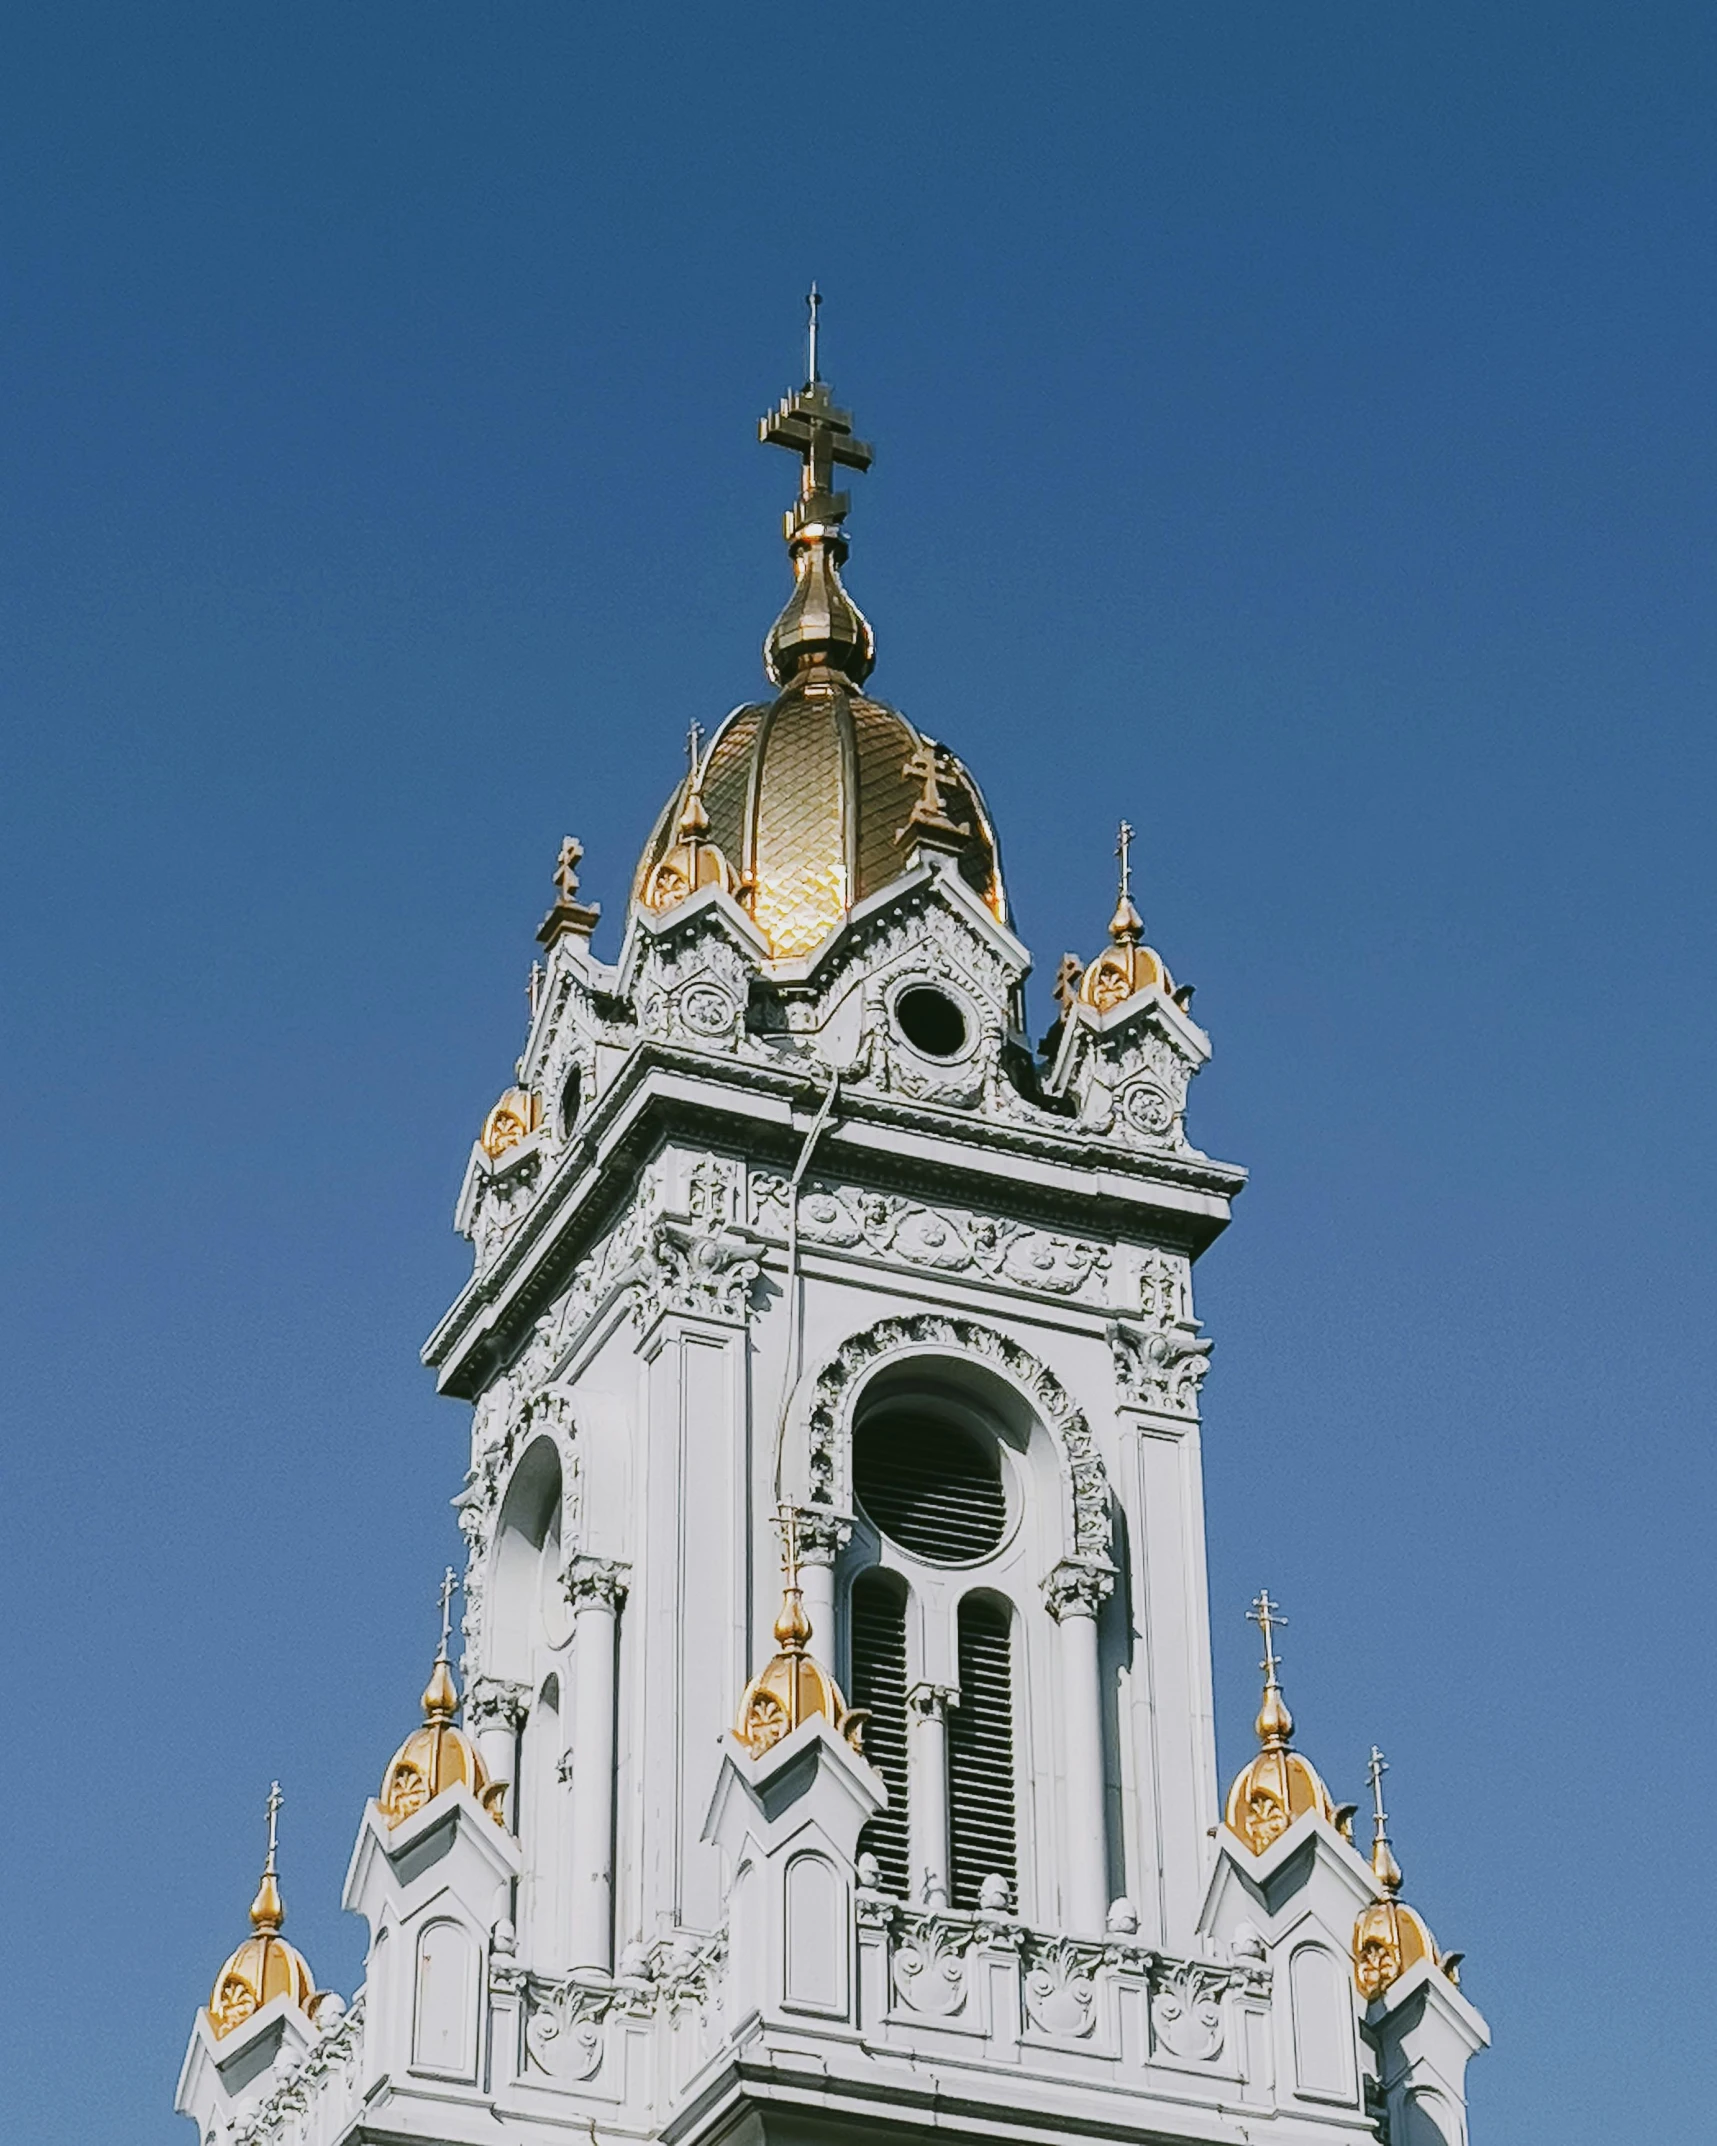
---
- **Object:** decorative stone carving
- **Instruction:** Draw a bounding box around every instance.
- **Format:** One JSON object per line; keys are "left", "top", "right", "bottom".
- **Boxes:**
{"left": 905, "top": 1681, "right": 959, "bottom": 1721}
{"left": 465, "top": 1677, "right": 531, "bottom": 1734}
{"left": 636, "top": 1216, "right": 760, "bottom": 1327}
{"left": 892, "top": 1913, "right": 975, "bottom": 2018}
{"left": 796, "top": 1182, "right": 1110, "bottom": 1300}
{"left": 1107, "top": 1317, "right": 1213, "bottom": 1419}
{"left": 1149, "top": 1959, "right": 1229, "bottom": 2063}
{"left": 787, "top": 1505, "right": 853, "bottom": 1566}
{"left": 801, "top": 1313, "right": 1112, "bottom": 1562}
{"left": 563, "top": 1556, "right": 630, "bottom": 1611}
{"left": 1021, "top": 1935, "right": 1104, "bottom": 2039}
{"left": 525, "top": 1976, "right": 613, "bottom": 2080}
{"left": 1041, "top": 1559, "right": 1116, "bottom": 1621}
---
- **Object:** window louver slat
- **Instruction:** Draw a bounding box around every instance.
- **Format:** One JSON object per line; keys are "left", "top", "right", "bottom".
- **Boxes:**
{"left": 949, "top": 1599, "right": 1016, "bottom": 1910}
{"left": 849, "top": 1576, "right": 911, "bottom": 1896}
{"left": 854, "top": 1415, "right": 1006, "bottom": 1564}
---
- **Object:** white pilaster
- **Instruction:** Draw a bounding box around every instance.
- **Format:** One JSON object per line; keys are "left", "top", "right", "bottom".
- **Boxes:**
{"left": 1043, "top": 1560, "right": 1115, "bottom": 1934}
{"left": 564, "top": 1555, "right": 628, "bottom": 1971}
{"left": 905, "top": 1681, "right": 958, "bottom": 1905}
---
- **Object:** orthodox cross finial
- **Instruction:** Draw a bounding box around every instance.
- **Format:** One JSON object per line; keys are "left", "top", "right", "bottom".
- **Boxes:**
{"left": 436, "top": 1565, "right": 458, "bottom": 1663}
{"left": 1108, "top": 817, "right": 1145, "bottom": 944}
{"left": 898, "top": 737, "right": 972, "bottom": 851}
{"left": 760, "top": 291, "right": 874, "bottom": 542}
{"left": 1365, "top": 1742, "right": 1403, "bottom": 1892}
{"left": 1053, "top": 952, "right": 1084, "bottom": 1016}
{"left": 553, "top": 836, "right": 584, "bottom": 905}
{"left": 1246, "top": 1590, "right": 1295, "bottom": 1751}
{"left": 263, "top": 1780, "right": 283, "bottom": 1877}
{"left": 1247, "top": 1588, "right": 1286, "bottom": 1685}
{"left": 686, "top": 720, "right": 705, "bottom": 779}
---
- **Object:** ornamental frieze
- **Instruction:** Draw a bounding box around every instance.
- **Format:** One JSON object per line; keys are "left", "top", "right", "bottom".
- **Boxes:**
{"left": 795, "top": 1180, "right": 1111, "bottom": 1302}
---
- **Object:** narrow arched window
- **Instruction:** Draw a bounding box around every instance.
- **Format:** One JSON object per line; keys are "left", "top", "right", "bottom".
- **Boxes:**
{"left": 849, "top": 1569, "right": 910, "bottom": 1895}
{"left": 949, "top": 1595, "right": 1017, "bottom": 1909}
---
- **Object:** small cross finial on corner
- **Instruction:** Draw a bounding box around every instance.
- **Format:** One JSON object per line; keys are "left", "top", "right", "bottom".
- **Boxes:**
{"left": 1053, "top": 952, "right": 1084, "bottom": 1015}
{"left": 686, "top": 719, "right": 705, "bottom": 782}
{"left": 437, "top": 1565, "right": 458, "bottom": 1660}
{"left": 1116, "top": 819, "right": 1135, "bottom": 903}
{"left": 1366, "top": 1744, "right": 1390, "bottom": 1829}
{"left": 1246, "top": 1589, "right": 1287, "bottom": 1685}
{"left": 264, "top": 1780, "right": 283, "bottom": 1873}
{"left": 553, "top": 836, "right": 584, "bottom": 905}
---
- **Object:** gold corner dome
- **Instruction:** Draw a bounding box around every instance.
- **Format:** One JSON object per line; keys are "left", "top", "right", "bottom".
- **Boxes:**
{"left": 207, "top": 1787, "right": 318, "bottom": 2040}
{"left": 633, "top": 674, "right": 1007, "bottom": 959}
{"left": 1078, "top": 821, "right": 1174, "bottom": 1011}
{"left": 1353, "top": 1748, "right": 1462, "bottom": 2003}
{"left": 479, "top": 1086, "right": 541, "bottom": 1162}
{"left": 380, "top": 1573, "right": 509, "bottom": 1829}
{"left": 735, "top": 1513, "right": 867, "bottom": 1756}
{"left": 1223, "top": 1592, "right": 1344, "bottom": 1856}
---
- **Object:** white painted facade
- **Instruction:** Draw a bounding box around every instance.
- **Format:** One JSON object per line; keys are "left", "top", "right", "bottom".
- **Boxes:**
{"left": 177, "top": 412, "right": 1487, "bottom": 2146}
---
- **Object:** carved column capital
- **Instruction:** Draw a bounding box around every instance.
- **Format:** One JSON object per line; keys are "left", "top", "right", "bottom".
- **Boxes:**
{"left": 563, "top": 1555, "right": 630, "bottom": 1612}
{"left": 788, "top": 1505, "right": 854, "bottom": 1567}
{"left": 466, "top": 1675, "right": 532, "bottom": 1732}
{"left": 905, "top": 1681, "right": 960, "bottom": 1722}
{"left": 1042, "top": 1558, "right": 1116, "bottom": 1622}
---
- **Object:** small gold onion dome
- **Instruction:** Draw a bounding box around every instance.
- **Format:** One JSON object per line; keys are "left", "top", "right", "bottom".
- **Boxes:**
{"left": 1223, "top": 1592, "right": 1343, "bottom": 1856}
{"left": 735, "top": 1511, "right": 868, "bottom": 1756}
{"left": 379, "top": 1570, "right": 509, "bottom": 1830}
{"left": 1353, "top": 1748, "right": 1461, "bottom": 2002}
{"left": 634, "top": 676, "right": 1007, "bottom": 960}
{"left": 479, "top": 1086, "right": 541, "bottom": 1162}
{"left": 207, "top": 1785, "right": 318, "bottom": 2041}
{"left": 1079, "top": 821, "right": 1174, "bottom": 1012}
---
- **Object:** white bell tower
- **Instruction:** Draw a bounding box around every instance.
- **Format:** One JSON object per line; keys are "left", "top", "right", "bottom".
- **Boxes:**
{"left": 177, "top": 326, "right": 1488, "bottom": 2146}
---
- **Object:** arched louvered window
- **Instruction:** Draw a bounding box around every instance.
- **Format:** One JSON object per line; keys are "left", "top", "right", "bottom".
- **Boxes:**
{"left": 949, "top": 1595, "right": 1017, "bottom": 1910}
{"left": 854, "top": 1411, "right": 1006, "bottom": 1565}
{"left": 848, "top": 1570, "right": 910, "bottom": 1895}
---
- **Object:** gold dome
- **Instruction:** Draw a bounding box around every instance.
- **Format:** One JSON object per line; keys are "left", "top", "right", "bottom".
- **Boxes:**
{"left": 479, "top": 1086, "right": 541, "bottom": 1162}
{"left": 1353, "top": 1747, "right": 1461, "bottom": 2002}
{"left": 207, "top": 1785, "right": 318, "bottom": 2040}
{"left": 1223, "top": 1592, "right": 1344, "bottom": 1856}
{"left": 1078, "top": 821, "right": 1174, "bottom": 1011}
{"left": 735, "top": 1509, "right": 867, "bottom": 1756}
{"left": 379, "top": 1569, "right": 509, "bottom": 1829}
{"left": 634, "top": 670, "right": 1007, "bottom": 960}
{"left": 634, "top": 343, "right": 1007, "bottom": 960}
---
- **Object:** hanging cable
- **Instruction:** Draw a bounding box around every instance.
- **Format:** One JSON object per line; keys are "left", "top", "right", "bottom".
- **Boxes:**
{"left": 770, "top": 1066, "right": 842, "bottom": 1505}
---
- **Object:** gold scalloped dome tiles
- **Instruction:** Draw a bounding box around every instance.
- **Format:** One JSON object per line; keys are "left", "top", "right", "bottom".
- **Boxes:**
{"left": 633, "top": 680, "right": 1008, "bottom": 960}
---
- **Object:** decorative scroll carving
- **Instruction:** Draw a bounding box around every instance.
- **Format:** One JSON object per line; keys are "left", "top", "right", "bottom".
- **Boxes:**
{"left": 891, "top": 1913, "right": 975, "bottom": 2018}
{"left": 1149, "top": 1958, "right": 1229, "bottom": 2062}
{"left": 465, "top": 1677, "right": 531, "bottom": 1734}
{"left": 796, "top": 1182, "right": 1110, "bottom": 1300}
{"left": 801, "top": 1313, "right": 1112, "bottom": 1562}
{"left": 1107, "top": 1317, "right": 1213, "bottom": 1419}
{"left": 1021, "top": 1934, "right": 1105, "bottom": 2039}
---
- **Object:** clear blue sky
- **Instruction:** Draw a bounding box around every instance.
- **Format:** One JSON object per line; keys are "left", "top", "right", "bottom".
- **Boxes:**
{"left": 1, "top": 7, "right": 1710, "bottom": 2139}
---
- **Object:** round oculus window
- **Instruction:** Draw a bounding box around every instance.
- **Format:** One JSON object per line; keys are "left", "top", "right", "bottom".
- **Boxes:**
{"left": 854, "top": 1412, "right": 1007, "bottom": 1564}
{"left": 895, "top": 986, "right": 968, "bottom": 1059}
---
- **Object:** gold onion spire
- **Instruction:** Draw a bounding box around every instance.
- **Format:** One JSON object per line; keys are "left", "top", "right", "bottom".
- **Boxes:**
{"left": 734, "top": 1506, "right": 868, "bottom": 1755}
{"left": 206, "top": 1784, "right": 318, "bottom": 2040}
{"left": 378, "top": 1568, "right": 509, "bottom": 1829}
{"left": 1222, "top": 1592, "right": 1345, "bottom": 1854}
{"left": 759, "top": 286, "right": 876, "bottom": 685}
{"left": 1078, "top": 819, "right": 1177, "bottom": 1011}
{"left": 1352, "top": 1746, "right": 1463, "bottom": 2001}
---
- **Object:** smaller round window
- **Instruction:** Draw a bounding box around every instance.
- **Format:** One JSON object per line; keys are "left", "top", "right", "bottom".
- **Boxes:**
{"left": 896, "top": 986, "right": 968, "bottom": 1059}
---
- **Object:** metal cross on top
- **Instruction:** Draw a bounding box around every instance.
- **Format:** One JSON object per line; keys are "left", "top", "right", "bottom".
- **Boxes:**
{"left": 436, "top": 1565, "right": 458, "bottom": 1660}
{"left": 760, "top": 291, "right": 874, "bottom": 539}
{"left": 1366, "top": 1744, "right": 1390, "bottom": 1832}
{"left": 1247, "top": 1588, "right": 1287, "bottom": 1685}
{"left": 1116, "top": 819, "right": 1136, "bottom": 903}
{"left": 264, "top": 1780, "right": 283, "bottom": 1873}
